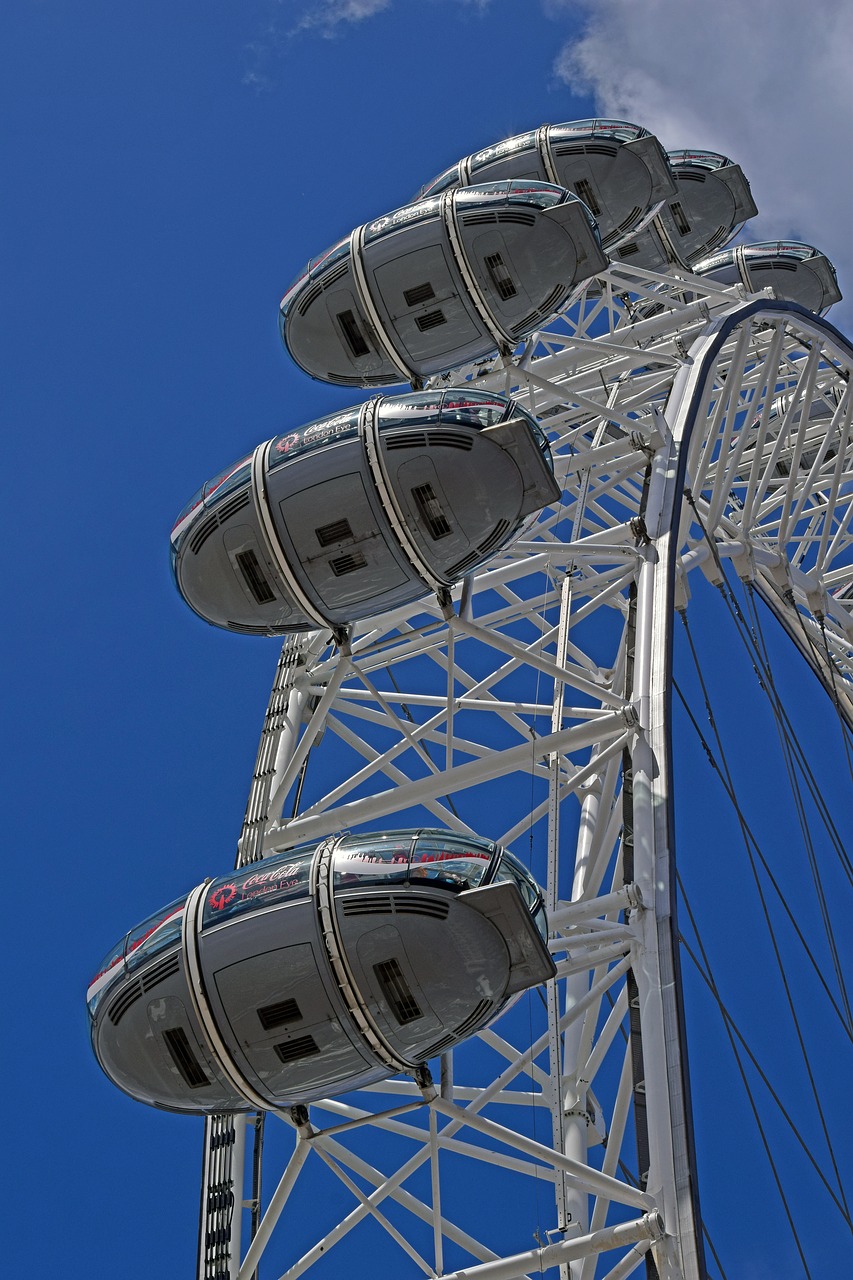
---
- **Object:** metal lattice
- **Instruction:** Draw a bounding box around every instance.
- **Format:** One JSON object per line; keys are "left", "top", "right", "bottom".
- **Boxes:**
{"left": 197, "top": 263, "right": 853, "bottom": 1280}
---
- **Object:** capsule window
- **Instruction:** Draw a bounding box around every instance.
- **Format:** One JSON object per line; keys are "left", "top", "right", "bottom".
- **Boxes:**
{"left": 336, "top": 309, "right": 370, "bottom": 357}
{"left": 374, "top": 958, "right": 422, "bottom": 1024}
{"left": 573, "top": 178, "right": 601, "bottom": 217}
{"left": 484, "top": 252, "right": 518, "bottom": 301}
{"left": 410, "top": 833, "right": 493, "bottom": 891}
{"left": 163, "top": 1027, "right": 210, "bottom": 1089}
{"left": 235, "top": 549, "right": 276, "bottom": 605}
{"left": 404, "top": 282, "right": 436, "bottom": 307}
{"left": 669, "top": 201, "right": 691, "bottom": 236}
{"left": 412, "top": 483, "right": 451, "bottom": 539}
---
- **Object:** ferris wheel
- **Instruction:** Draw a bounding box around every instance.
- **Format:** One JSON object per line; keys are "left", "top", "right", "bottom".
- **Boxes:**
{"left": 88, "top": 121, "right": 852, "bottom": 1279}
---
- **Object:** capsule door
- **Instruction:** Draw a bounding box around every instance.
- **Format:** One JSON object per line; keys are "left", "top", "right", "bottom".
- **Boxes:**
{"left": 363, "top": 229, "right": 487, "bottom": 376}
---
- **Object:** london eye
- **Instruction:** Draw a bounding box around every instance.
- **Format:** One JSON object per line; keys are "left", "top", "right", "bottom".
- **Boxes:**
{"left": 89, "top": 116, "right": 852, "bottom": 1280}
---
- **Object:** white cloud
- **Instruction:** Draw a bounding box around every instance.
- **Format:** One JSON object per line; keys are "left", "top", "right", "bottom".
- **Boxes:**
{"left": 290, "top": 0, "right": 393, "bottom": 37}
{"left": 552, "top": 0, "right": 853, "bottom": 324}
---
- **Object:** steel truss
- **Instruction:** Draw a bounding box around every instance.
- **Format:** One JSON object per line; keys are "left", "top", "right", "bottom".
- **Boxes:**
{"left": 196, "top": 263, "right": 853, "bottom": 1280}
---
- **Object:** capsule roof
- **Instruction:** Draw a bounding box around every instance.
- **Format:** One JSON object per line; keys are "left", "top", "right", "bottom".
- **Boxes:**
{"left": 416, "top": 119, "right": 675, "bottom": 252}
{"left": 279, "top": 180, "right": 607, "bottom": 387}
{"left": 609, "top": 145, "right": 758, "bottom": 271}
{"left": 693, "top": 241, "right": 842, "bottom": 314}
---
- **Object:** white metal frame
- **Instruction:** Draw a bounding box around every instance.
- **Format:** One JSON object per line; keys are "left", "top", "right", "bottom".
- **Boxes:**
{"left": 196, "top": 266, "right": 853, "bottom": 1280}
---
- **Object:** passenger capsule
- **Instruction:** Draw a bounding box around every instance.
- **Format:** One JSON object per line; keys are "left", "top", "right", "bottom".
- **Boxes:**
{"left": 692, "top": 241, "right": 842, "bottom": 315}
{"left": 171, "top": 390, "right": 561, "bottom": 635}
{"left": 417, "top": 119, "right": 675, "bottom": 251}
{"left": 279, "top": 181, "right": 607, "bottom": 387}
{"left": 87, "top": 830, "right": 556, "bottom": 1113}
{"left": 610, "top": 149, "right": 757, "bottom": 272}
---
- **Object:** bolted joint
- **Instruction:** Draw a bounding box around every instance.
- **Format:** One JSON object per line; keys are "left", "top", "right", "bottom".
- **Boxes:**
{"left": 415, "top": 1063, "right": 438, "bottom": 1100}
{"left": 289, "top": 1104, "right": 314, "bottom": 1137}
{"left": 630, "top": 516, "right": 651, "bottom": 546}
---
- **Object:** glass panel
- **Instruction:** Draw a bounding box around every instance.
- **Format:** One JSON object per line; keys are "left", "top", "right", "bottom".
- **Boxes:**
{"left": 469, "top": 131, "right": 537, "bottom": 171}
{"left": 511, "top": 400, "right": 553, "bottom": 460}
{"left": 333, "top": 832, "right": 414, "bottom": 888}
{"left": 268, "top": 407, "right": 361, "bottom": 469}
{"left": 280, "top": 238, "right": 351, "bottom": 318}
{"left": 457, "top": 178, "right": 576, "bottom": 216}
{"left": 308, "top": 236, "right": 351, "bottom": 275}
{"left": 593, "top": 118, "right": 647, "bottom": 139}
{"left": 410, "top": 833, "right": 494, "bottom": 892}
{"left": 695, "top": 248, "right": 735, "bottom": 274}
{"left": 202, "top": 846, "right": 317, "bottom": 929}
{"left": 87, "top": 935, "right": 129, "bottom": 1015}
{"left": 279, "top": 264, "right": 311, "bottom": 318}
{"left": 125, "top": 895, "right": 187, "bottom": 973}
{"left": 551, "top": 119, "right": 647, "bottom": 144}
{"left": 417, "top": 165, "right": 460, "bottom": 200}
{"left": 439, "top": 389, "right": 510, "bottom": 429}
{"left": 203, "top": 456, "right": 253, "bottom": 506}
{"left": 171, "top": 485, "right": 205, "bottom": 535}
{"left": 377, "top": 392, "right": 445, "bottom": 430}
{"left": 505, "top": 180, "right": 564, "bottom": 210}
{"left": 668, "top": 149, "right": 730, "bottom": 171}
{"left": 744, "top": 241, "right": 817, "bottom": 262}
{"left": 491, "top": 850, "right": 542, "bottom": 912}
{"left": 363, "top": 197, "right": 441, "bottom": 244}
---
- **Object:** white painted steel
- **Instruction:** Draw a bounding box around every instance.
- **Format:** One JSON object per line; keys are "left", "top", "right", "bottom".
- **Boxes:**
{"left": 195, "top": 262, "right": 853, "bottom": 1279}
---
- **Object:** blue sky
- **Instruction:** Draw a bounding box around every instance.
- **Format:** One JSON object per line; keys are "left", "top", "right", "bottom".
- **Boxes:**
{"left": 4, "top": 3, "right": 851, "bottom": 1276}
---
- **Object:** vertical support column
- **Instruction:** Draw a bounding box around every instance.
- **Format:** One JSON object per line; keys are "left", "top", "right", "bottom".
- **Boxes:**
{"left": 547, "top": 576, "right": 573, "bottom": 1239}
{"left": 628, "top": 416, "right": 704, "bottom": 1280}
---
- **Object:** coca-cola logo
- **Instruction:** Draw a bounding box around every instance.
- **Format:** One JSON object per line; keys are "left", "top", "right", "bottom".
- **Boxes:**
{"left": 209, "top": 884, "right": 237, "bottom": 911}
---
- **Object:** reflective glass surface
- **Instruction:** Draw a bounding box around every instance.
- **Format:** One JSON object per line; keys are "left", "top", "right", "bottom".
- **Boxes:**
{"left": 376, "top": 392, "right": 445, "bottom": 429}
{"left": 268, "top": 407, "right": 361, "bottom": 469}
{"left": 308, "top": 237, "right": 351, "bottom": 276}
{"left": 455, "top": 180, "right": 565, "bottom": 212}
{"left": 469, "top": 131, "right": 537, "bottom": 172}
{"left": 697, "top": 242, "right": 823, "bottom": 276}
{"left": 202, "top": 845, "right": 316, "bottom": 929}
{"left": 87, "top": 894, "right": 188, "bottom": 1016}
{"left": 668, "top": 149, "right": 731, "bottom": 171}
{"left": 376, "top": 389, "right": 514, "bottom": 432}
{"left": 203, "top": 456, "right": 253, "bottom": 506}
{"left": 410, "top": 833, "right": 494, "bottom": 891}
{"left": 506, "top": 182, "right": 565, "bottom": 210}
{"left": 171, "top": 454, "right": 253, "bottom": 553}
{"left": 280, "top": 239, "right": 352, "bottom": 319}
{"left": 172, "top": 485, "right": 205, "bottom": 534}
{"left": 491, "top": 849, "right": 545, "bottom": 915}
{"left": 332, "top": 828, "right": 497, "bottom": 892}
{"left": 333, "top": 832, "right": 414, "bottom": 887}
{"left": 87, "top": 937, "right": 129, "bottom": 1015}
{"left": 742, "top": 241, "right": 822, "bottom": 262}
{"left": 125, "top": 896, "right": 187, "bottom": 973}
{"left": 417, "top": 164, "right": 461, "bottom": 200}
{"left": 439, "top": 391, "right": 511, "bottom": 429}
{"left": 551, "top": 119, "right": 647, "bottom": 143}
{"left": 363, "top": 196, "right": 442, "bottom": 245}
